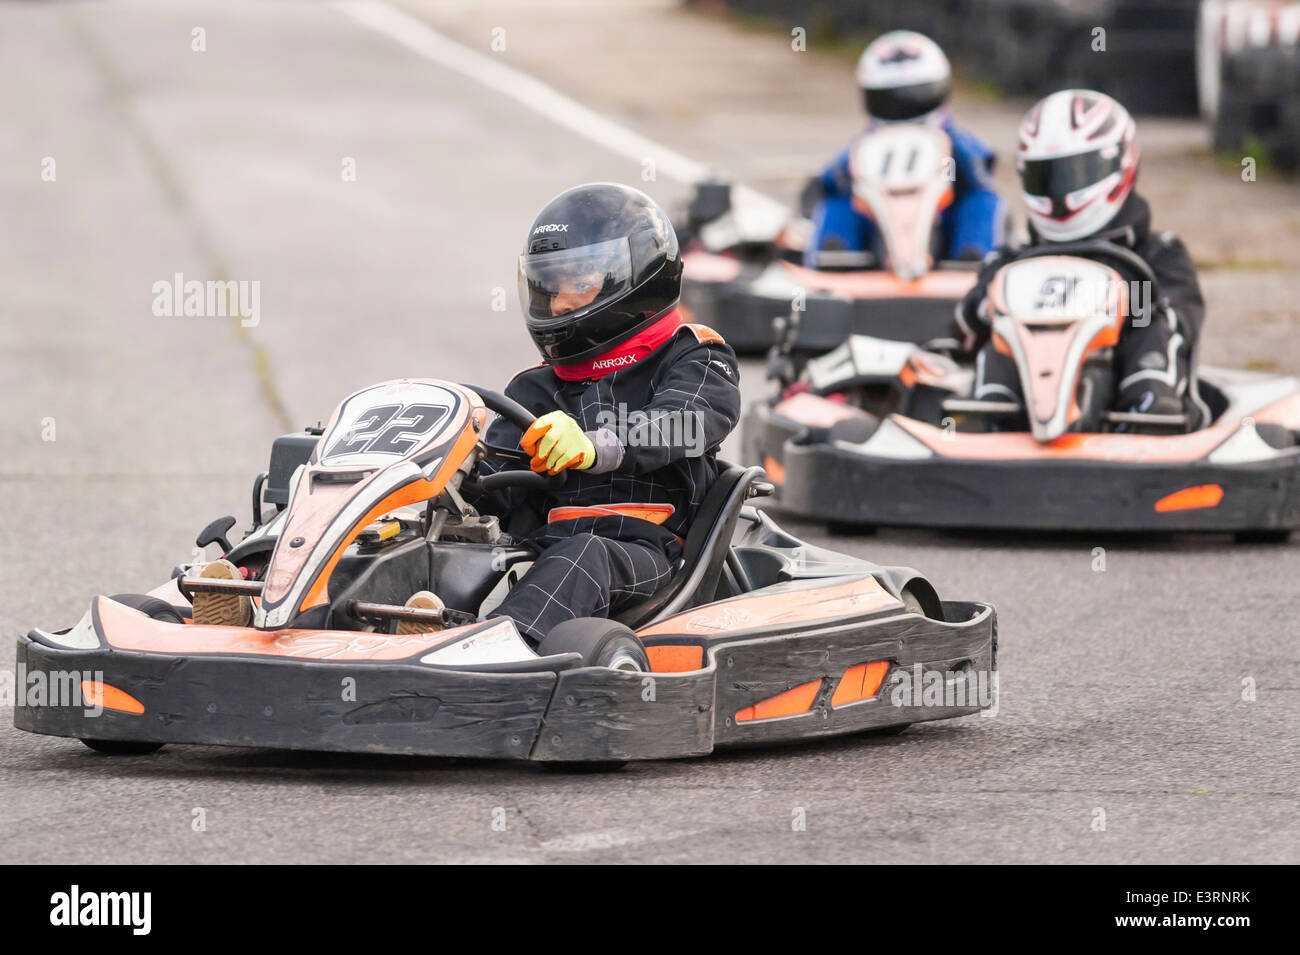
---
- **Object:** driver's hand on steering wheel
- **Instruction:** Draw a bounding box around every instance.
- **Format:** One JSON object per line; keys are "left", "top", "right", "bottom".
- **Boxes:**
{"left": 521, "top": 411, "right": 597, "bottom": 475}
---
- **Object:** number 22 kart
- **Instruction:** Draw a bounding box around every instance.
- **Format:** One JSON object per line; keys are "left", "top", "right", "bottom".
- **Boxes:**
{"left": 15, "top": 378, "right": 997, "bottom": 766}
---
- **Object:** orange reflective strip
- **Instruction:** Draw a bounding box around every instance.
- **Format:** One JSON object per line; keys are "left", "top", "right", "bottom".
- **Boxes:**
{"left": 735, "top": 680, "right": 821, "bottom": 723}
{"left": 646, "top": 644, "right": 705, "bottom": 673}
{"left": 548, "top": 503, "right": 675, "bottom": 525}
{"left": 830, "top": 661, "right": 891, "bottom": 707}
{"left": 81, "top": 680, "right": 145, "bottom": 715}
{"left": 763, "top": 455, "right": 786, "bottom": 485}
{"left": 1155, "top": 484, "right": 1224, "bottom": 512}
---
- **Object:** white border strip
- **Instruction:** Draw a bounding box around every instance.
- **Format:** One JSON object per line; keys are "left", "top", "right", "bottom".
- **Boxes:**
{"left": 334, "top": 0, "right": 785, "bottom": 216}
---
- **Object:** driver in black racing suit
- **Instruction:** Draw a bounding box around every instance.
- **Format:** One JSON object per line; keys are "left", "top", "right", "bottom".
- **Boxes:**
{"left": 404, "top": 183, "right": 741, "bottom": 645}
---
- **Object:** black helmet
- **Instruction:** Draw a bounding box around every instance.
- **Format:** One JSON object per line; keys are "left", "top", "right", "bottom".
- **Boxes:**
{"left": 518, "top": 183, "right": 682, "bottom": 364}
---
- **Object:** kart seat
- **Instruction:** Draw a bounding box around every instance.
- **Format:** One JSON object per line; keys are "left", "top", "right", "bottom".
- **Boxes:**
{"left": 615, "top": 462, "right": 767, "bottom": 630}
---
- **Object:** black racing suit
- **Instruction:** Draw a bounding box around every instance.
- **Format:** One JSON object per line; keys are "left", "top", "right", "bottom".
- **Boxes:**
{"left": 954, "top": 193, "right": 1206, "bottom": 425}
{"left": 468, "top": 323, "right": 742, "bottom": 643}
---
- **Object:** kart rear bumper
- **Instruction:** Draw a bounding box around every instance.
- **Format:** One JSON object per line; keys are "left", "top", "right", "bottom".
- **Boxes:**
{"left": 15, "top": 601, "right": 996, "bottom": 761}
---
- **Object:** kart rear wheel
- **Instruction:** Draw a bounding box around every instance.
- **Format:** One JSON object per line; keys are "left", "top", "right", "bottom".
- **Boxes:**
{"left": 537, "top": 618, "right": 649, "bottom": 672}
{"left": 1234, "top": 529, "right": 1292, "bottom": 544}
{"left": 537, "top": 619, "right": 648, "bottom": 773}
{"left": 900, "top": 582, "right": 945, "bottom": 621}
{"left": 80, "top": 739, "right": 165, "bottom": 756}
{"left": 540, "top": 760, "right": 628, "bottom": 774}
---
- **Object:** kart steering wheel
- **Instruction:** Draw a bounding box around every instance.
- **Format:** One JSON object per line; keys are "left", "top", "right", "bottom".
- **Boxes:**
{"left": 466, "top": 385, "right": 568, "bottom": 493}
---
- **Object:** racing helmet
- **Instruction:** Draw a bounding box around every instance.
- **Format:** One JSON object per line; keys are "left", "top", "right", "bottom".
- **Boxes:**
{"left": 856, "top": 30, "right": 952, "bottom": 124}
{"left": 518, "top": 182, "right": 682, "bottom": 364}
{"left": 1017, "top": 89, "right": 1140, "bottom": 243}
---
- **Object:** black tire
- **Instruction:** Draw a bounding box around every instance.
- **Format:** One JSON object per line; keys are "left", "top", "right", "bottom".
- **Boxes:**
{"left": 864, "top": 724, "right": 909, "bottom": 738}
{"left": 540, "top": 759, "right": 628, "bottom": 774}
{"left": 537, "top": 618, "right": 649, "bottom": 672}
{"left": 826, "top": 522, "right": 877, "bottom": 537}
{"left": 827, "top": 416, "right": 879, "bottom": 446}
{"left": 80, "top": 739, "right": 165, "bottom": 756}
{"left": 536, "top": 619, "right": 645, "bottom": 773}
{"left": 900, "top": 581, "right": 945, "bottom": 621}
{"left": 901, "top": 588, "right": 926, "bottom": 617}
{"left": 106, "top": 593, "right": 186, "bottom": 624}
{"left": 1233, "top": 529, "right": 1292, "bottom": 545}
{"left": 82, "top": 596, "right": 177, "bottom": 756}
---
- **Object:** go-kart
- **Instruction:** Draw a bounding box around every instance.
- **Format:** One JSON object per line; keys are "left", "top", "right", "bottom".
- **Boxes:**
{"left": 746, "top": 245, "right": 1300, "bottom": 539}
{"left": 15, "top": 378, "right": 997, "bottom": 766}
{"left": 678, "top": 124, "right": 979, "bottom": 354}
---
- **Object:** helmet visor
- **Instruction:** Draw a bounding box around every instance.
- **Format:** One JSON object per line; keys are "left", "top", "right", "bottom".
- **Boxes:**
{"left": 862, "top": 79, "right": 950, "bottom": 121}
{"left": 1020, "top": 149, "right": 1123, "bottom": 201}
{"left": 518, "top": 236, "right": 634, "bottom": 326}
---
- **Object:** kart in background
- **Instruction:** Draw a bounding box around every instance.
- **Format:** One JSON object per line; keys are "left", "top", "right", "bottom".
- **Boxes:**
{"left": 745, "top": 245, "right": 1300, "bottom": 539}
{"left": 678, "top": 124, "right": 979, "bottom": 354}
{"left": 16, "top": 378, "right": 997, "bottom": 767}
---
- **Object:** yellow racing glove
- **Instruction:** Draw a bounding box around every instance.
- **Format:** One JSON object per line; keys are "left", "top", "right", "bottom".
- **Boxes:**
{"left": 520, "top": 410, "right": 596, "bottom": 475}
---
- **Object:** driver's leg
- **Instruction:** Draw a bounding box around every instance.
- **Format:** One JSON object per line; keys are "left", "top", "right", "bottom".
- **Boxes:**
{"left": 488, "top": 533, "right": 674, "bottom": 646}
{"left": 1114, "top": 309, "right": 1193, "bottom": 425}
{"left": 973, "top": 343, "right": 1026, "bottom": 431}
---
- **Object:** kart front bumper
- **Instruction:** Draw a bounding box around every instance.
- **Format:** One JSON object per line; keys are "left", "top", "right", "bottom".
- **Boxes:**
{"left": 747, "top": 403, "right": 1300, "bottom": 534}
{"left": 15, "top": 602, "right": 996, "bottom": 761}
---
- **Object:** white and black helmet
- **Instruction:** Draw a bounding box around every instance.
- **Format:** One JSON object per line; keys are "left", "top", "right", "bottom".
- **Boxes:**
{"left": 856, "top": 30, "right": 952, "bottom": 124}
{"left": 1017, "top": 89, "right": 1141, "bottom": 243}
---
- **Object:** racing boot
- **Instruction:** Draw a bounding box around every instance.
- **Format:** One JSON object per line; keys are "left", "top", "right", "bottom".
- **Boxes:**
{"left": 396, "top": 591, "right": 446, "bottom": 635}
{"left": 191, "top": 558, "right": 253, "bottom": 627}
{"left": 1116, "top": 386, "right": 1193, "bottom": 434}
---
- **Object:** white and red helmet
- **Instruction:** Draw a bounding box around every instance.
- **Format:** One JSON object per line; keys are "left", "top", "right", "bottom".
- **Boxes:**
{"left": 1017, "top": 89, "right": 1140, "bottom": 242}
{"left": 856, "top": 31, "right": 951, "bottom": 125}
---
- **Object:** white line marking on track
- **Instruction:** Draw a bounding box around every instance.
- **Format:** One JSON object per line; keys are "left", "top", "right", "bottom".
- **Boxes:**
{"left": 334, "top": 0, "right": 786, "bottom": 217}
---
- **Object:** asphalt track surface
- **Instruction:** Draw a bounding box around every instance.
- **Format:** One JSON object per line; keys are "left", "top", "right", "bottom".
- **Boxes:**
{"left": 1, "top": 0, "right": 1297, "bottom": 864}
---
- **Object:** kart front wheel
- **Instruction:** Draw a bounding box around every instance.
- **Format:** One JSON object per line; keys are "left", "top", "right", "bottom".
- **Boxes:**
{"left": 80, "top": 739, "right": 165, "bottom": 756}
{"left": 106, "top": 593, "right": 186, "bottom": 623}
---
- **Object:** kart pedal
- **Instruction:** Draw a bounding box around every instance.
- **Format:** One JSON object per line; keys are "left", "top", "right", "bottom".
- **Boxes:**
{"left": 191, "top": 559, "right": 253, "bottom": 627}
{"left": 395, "top": 591, "right": 446, "bottom": 634}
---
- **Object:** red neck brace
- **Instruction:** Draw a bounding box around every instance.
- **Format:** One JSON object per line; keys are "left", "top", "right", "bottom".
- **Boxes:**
{"left": 551, "top": 309, "right": 682, "bottom": 381}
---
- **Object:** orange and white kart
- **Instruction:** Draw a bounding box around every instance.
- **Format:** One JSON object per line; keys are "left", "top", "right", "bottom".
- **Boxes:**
{"left": 678, "top": 124, "right": 979, "bottom": 354}
{"left": 15, "top": 379, "right": 996, "bottom": 766}
{"left": 746, "top": 247, "right": 1300, "bottom": 539}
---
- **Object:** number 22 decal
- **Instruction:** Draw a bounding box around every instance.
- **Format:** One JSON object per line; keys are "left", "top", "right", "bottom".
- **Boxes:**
{"left": 324, "top": 403, "right": 449, "bottom": 459}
